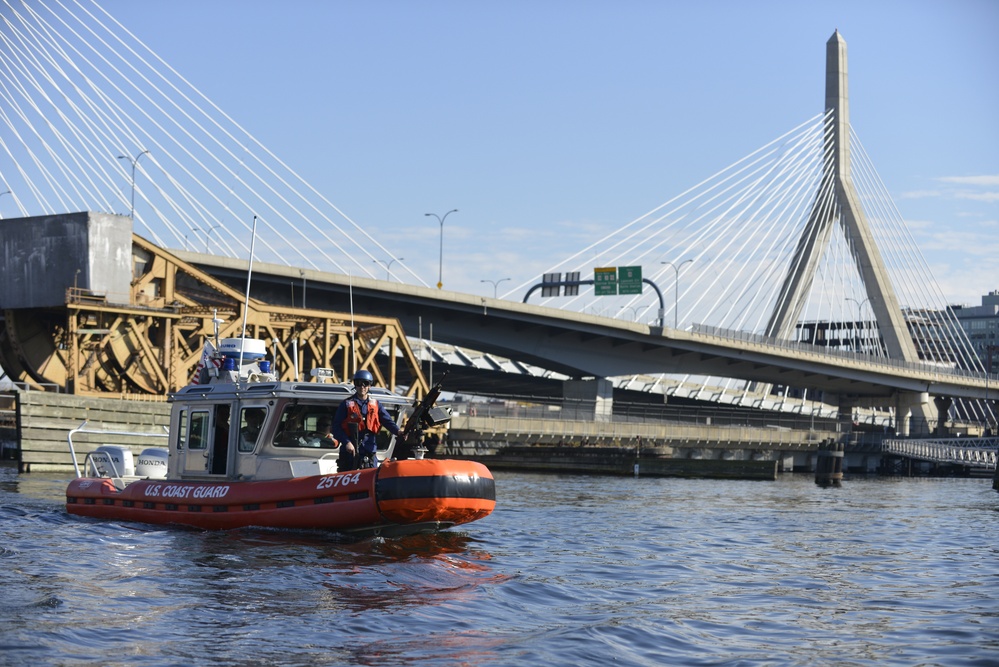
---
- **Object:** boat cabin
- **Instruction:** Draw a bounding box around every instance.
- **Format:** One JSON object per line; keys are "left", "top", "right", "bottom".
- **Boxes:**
{"left": 167, "top": 340, "right": 413, "bottom": 482}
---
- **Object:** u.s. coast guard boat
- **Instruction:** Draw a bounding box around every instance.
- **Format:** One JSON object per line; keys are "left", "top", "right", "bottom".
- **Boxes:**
{"left": 65, "top": 337, "right": 495, "bottom": 537}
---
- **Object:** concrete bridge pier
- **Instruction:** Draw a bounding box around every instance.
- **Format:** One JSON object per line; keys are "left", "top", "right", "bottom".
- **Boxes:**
{"left": 895, "top": 391, "right": 930, "bottom": 436}
{"left": 562, "top": 378, "right": 613, "bottom": 422}
{"left": 933, "top": 396, "right": 953, "bottom": 437}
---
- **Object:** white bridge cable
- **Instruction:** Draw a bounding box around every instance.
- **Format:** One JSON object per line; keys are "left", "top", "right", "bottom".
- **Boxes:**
{"left": 850, "top": 131, "right": 990, "bottom": 422}
{"left": 0, "top": 9, "right": 133, "bottom": 215}
{"left": 708, "top": 123, "right": 836, "bottom": 395}
{"left": 2, "top": 2, "right": 159, "bottom": 218}
{"left": 0, "top": 27, "right": 86, "bottom": 212}
{"left": 1, "top": 0, "right": 428, "bottom": 284}
{"left": 0, "top": 84, "right": 86, "bottom": 214}
{"left": 6, "top": 3, "right": 231, "bottom": 254}
{"left": 583, "top": 114, "right": 830, "bottom": 326}
{"left": 705, "top": 116, "right": 832, "bottom": 332}
{"left": 759, "top": 118, "right": 839, "bottom": 341}
{"left": 52, "top": 0, "right": 367, "bottom": 269}
{"left": 72, "top": 0, "right": 427, "bottom": 286}
{"left": 513, "top": 114, "right": 826, "bottom": 302}
{"left": 33, "top": 1, "right": 304, "bottom": 260}
{"left": 852, "top": 130, "right": 973, "bottom": 367}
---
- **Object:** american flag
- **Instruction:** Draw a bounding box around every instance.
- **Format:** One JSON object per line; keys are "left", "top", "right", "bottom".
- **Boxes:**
{"left": 190, "top": 340, "right": 222, "bottom": 385}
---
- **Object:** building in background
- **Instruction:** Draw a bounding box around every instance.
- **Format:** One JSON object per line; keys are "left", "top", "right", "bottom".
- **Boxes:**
{"left": 951, "top": 290, "right": 999, "bottom": 371}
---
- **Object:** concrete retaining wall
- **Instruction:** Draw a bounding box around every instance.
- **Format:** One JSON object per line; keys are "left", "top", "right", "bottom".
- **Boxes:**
{"left": 464, "top": 445, "right": 778, "bottom": 480}
{"left": 449, "top": 414, "right": 834, "bottom": 450}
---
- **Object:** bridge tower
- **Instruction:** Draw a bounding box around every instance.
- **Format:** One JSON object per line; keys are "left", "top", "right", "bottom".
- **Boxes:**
{"left": 764, "top": 31, "right": 928, "bottom": 432}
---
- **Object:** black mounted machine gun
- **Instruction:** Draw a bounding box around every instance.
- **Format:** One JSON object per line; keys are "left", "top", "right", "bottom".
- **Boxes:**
{"left": 394, "top": 372, "right": 451, "bottom": 460}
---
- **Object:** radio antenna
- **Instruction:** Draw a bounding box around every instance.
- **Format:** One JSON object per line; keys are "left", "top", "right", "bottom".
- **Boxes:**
{"left": 237, "top": 215, "right": 259, "bottom": 376}
{"left": 349, "top": 271, "right": 356, "bottom": 378}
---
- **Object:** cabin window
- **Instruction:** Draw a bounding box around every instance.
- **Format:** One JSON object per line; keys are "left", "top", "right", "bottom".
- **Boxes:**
{"left": 273, "top": 405, "right": 338, "bottom": 449}
{"left": 239, "top": 407, "right": 267, "bottom": 452}
{"left": 176, "top": 411, "right": 187, "bottom": 451}
{"left": 189, "top": 411, "right": 210, "bottom": 450}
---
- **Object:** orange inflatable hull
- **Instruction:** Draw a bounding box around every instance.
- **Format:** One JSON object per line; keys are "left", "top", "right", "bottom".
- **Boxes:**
{"left": 66, "top": 459, "right": 495, "bottom": 535}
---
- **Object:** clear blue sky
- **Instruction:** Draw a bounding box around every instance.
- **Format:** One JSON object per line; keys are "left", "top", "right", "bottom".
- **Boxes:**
{"left": 102, "top": 0, "right": 998, "bottom": 305}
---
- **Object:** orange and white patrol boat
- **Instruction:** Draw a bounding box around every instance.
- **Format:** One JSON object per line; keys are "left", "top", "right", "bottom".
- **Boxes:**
{"left": 65, "top": 338, "right": 495, "bottom": 537}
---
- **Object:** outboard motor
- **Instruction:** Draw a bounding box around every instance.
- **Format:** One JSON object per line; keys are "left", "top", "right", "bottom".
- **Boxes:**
{"left": 89, "top": 445, "right": 135, "bottom": 478}
{"left": 135, "top": 447, "right": 169, "bottom": 479}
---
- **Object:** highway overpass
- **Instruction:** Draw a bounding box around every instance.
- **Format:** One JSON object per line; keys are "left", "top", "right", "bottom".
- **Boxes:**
{"left": 182, "top": 250, "right": 996, "bottom": 408}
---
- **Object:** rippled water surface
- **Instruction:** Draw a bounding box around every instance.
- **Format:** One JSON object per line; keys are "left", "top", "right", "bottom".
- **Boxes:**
{"left": 2, "top": 465, "right": 998, "bottom": 666}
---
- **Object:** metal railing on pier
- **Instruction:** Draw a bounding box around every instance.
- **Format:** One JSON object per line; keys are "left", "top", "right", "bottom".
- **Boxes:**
{"left": 881, "top": 437, "right": 998, "bottom": 470}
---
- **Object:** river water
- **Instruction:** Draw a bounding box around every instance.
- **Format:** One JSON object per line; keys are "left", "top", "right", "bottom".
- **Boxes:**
{"left": 1, "top": 465, "right": 997, "bottom": 666}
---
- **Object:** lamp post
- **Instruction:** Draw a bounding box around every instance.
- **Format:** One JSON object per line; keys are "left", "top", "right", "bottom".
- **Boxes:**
{"left": 425, "top": 209, "right": 457, "bottom": 289}
{"left": 193, "top": 224, "right": 222, "bottom": 253}
{"left": 660, "top": 259, "right": 692, "bottom": 329}
{"left": 374, "top": 257, "right": 404, "bottom": 281}
{"left": 117, "top": 149, "right": 149, "bottom": 219}
{"left": 0, "top": 189, "right": 9, "bottom": 220}
{"left": 618, "top": 305, "right": 639, "bottom": 321}
{"left": 845, "top": 297, "right": 871, "bottom": 352}
{"left": 300, "top": 270, "right": 307, "bottom": 309}
{"left": 480, "top": 277, "right": 510, "bottom": 298}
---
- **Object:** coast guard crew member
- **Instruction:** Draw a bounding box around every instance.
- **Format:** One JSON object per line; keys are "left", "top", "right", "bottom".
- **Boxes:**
{"left": 333, "top": 370, "right": 401, "bottom": 471}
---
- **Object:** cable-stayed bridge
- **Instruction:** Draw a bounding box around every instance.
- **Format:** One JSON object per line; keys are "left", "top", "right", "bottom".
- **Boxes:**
{"left": 0, "top": 2, "right": 995, "bottom": 439}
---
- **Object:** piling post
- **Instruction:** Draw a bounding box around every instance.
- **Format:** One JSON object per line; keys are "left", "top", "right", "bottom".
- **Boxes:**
{"left": 815, "top": 438, "right": 843, "bottom": 487}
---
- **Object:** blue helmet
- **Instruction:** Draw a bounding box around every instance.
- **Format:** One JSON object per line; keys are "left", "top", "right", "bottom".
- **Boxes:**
{"left": 352, "top": 369, "right": 374, "bottom": 385}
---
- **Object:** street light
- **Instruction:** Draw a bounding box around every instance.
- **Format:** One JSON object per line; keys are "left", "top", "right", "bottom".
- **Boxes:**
{"left": 0, "top": 189, "right": 9, "bottom": 220}
{"left": 846, "top": 297, "right": 871, "bottom": 352}
{"left": 661, "top": 259, "right": 693, "bottom": 329}
{"left": 300, "top": 270, "right": 307, "bottom": 309}
{"left": 481, "top": 277, "right": 510, "bottom": 298}
{"left": 117, "top": 149, "right": 149, "bottom": 219}
{"left": 374, "top": 257, "right": 404, "bottom": 281}
{"left": 425, "top": 209, "right": 458, "bottom": 289}
{"left": 618, "top": 305, "right": 639, "bottom": 321}
{"left": 193, "top": 224, "right": 222, "bottom": 253}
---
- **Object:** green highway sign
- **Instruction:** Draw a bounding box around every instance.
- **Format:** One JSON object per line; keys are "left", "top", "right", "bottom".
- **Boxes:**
{"left": 594, "top": 267, "right": 617, "bottom": 296}
{"left": 618, "top": 265, "right": 643, "bottom": 295}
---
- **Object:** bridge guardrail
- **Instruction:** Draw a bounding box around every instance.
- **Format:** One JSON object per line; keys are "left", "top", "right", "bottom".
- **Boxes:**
{"left": 692, "top": 324, "right": 999, "bottom": 383}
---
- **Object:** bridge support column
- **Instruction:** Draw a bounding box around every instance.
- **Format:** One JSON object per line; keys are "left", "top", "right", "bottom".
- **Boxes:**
{"left": 933, "top": 396, "right": 953, "bottom": 437}
{"left": 837, "top": 396, "right": 856, "bottom": 434}
{"left": 563, "top": 378, "right": 613, "bottom": 423}
{"left": 894, "top": 391, "right": 930, "bottom": 437}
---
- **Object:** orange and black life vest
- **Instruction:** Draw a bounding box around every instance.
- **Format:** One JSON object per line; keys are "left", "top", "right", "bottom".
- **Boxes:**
{"left": 341, "top": 397, "right": 381, "bottom": 436}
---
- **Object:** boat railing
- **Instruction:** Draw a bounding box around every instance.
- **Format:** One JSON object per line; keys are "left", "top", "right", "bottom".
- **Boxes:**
{"left": 68, "top": 420, "right": 170, "bottom": 479}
